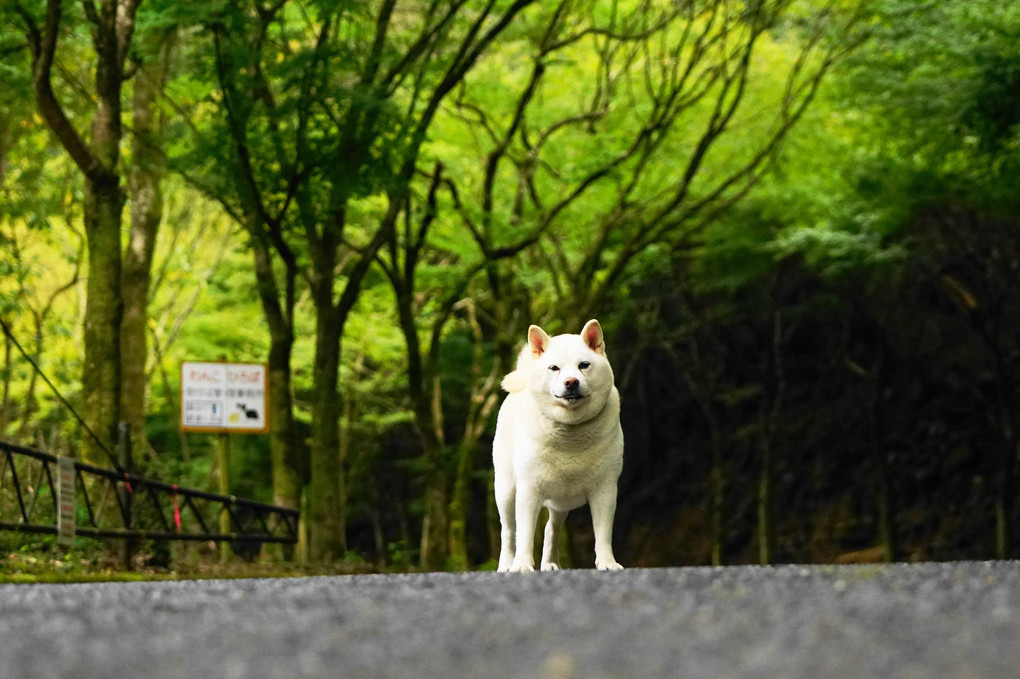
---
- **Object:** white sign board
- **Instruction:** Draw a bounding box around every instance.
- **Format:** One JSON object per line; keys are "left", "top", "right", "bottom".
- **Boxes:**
{"left": 180, "top": 362, "right": 269, "bottom": 434}
{"left": 56, "top": 456, "right": 76, "bottom": 547}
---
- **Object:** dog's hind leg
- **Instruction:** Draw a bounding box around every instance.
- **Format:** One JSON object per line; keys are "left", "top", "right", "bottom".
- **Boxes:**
{"left": 540, "top": 508, "right": 567, "bottom": 571}
{"left": 495, "top": 480, "right": 516, "bottom": 572}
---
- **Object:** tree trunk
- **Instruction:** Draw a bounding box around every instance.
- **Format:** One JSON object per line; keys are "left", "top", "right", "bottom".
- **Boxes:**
{"left": 21, "top": 0, "right": 138, "bottom": 464}
{"left": 709, "top": 457, "right": 726, "bottom": 567}
{"left": 82, "top": 0, "right": 134, "bottom": 464}
{"left": 697, "top": 390, "right": 726, "bottom": 566}
{"left": 393, "top": 285, "right": 448, "bottom": 571}
{"left": 418, "top": 372, "right": 448, "bottom": 571}
{"left": 874, "top": 444, "right": 898, "bottom": 562}
{"left": 0, "top": 333, "right": 11, "bottom": 437}
{"left": 82, "top": 178, "right": 124, "bottom": 464}
{"left": 269, "top": 342, "right": 302, "bottom": 474}
{"left": 301, "top": 193, "right": 396, "bottom": 563}
{"left": 868, "top": 350, "right": 898, "bottom": 563}
{"left": 303, "top": 199, "right": 394, "bottom": 562}
{"left": 758, "top": 294, "right": 784, "bottom": 566}
{"left": 250, "top": 238, "right": 303, "bottom": 558}
{"left": 122, "top": 43, "right": 169, "bottom": 461}
{"left": 995, "top": 412, "right": 1015, "bottom": 560}
{"left": 757, "top": 439, "right": 774, "bottom": 566}
{"left": 308, "top": 300, "right": 346, "bottom": 561}
{"left": 447, "top": 438, "right": 474, "bottom": 571}
{"left": 385, "top": 263, "right": 448, "bottom": 570}
{"left": 420, "top": 446, "right": 449, "bottom": 571}
{"left": 267, "top": 323, "right": 302, "bottom": 558}
{"left": 447, "top": 307, "right": 502, "bottom": 570}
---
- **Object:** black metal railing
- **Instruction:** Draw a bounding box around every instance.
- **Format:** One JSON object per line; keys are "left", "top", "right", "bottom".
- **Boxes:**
{"left": 0, "top": 439, "right": 298, "bottom": 547}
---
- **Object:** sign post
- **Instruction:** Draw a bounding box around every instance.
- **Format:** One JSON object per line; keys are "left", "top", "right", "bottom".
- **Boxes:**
{"left": 56, "top": 456, "right": 75, "bottom": 548}
{"left": 181, "top": 361, "right": 268, "bottom": 563}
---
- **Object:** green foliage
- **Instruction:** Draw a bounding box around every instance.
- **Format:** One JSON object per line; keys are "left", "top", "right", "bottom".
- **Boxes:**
{"left": 837, "top": 0, "right": 1020, "bottom": 207}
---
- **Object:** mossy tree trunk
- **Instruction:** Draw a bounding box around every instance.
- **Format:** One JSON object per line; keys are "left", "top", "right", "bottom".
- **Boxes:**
{"left": 19, "top": 0, "right": 139, "bottom": 463}
{"left": 251, "top": 235, "right": 303, "bottom": 559}
{"left": 122, "top": 32, "right": 174, "bottom": 462}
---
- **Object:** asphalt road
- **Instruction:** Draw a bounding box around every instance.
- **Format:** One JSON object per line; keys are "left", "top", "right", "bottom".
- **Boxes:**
{"left": 1, "top": 561, "right": 1019, "bottom": 679}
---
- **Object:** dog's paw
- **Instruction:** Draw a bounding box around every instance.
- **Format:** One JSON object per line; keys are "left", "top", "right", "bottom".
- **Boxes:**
{"left": 510, "top": 561, "right": 535, "bottom": 573}
{"left": 541, "top": 562, "right": 561, "bottom": 572}
{"left": 496, "top": 553, "right": 514, "bottom": 572}
{"left": 596, "top": 560, "right": 624, "bottom": 571}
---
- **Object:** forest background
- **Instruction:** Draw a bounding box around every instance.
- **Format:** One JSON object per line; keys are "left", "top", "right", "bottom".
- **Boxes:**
{"left": 2, "top": 0, "right": 1020, "bottom": 573}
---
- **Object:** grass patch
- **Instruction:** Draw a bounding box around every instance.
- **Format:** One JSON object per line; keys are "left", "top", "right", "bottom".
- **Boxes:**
{"left": 0, "top": 535, "right": 378, "bottom": 584}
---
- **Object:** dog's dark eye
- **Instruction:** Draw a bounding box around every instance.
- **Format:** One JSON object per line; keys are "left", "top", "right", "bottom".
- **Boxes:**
{"left": 579, "top": 361, "right": 590, "bottom": 370}
{"left": 548, "top": 365, "right": 559, "bottom": 372}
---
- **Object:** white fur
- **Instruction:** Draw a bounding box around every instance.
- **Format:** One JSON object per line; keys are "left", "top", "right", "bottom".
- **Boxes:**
{"left": 493, "top": 319, "right": 624, "bottom": 572}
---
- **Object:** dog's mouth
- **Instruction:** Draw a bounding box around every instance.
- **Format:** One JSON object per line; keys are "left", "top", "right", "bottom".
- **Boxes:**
{"left": 557, "top": 392, "right": 586, "bottom": 403}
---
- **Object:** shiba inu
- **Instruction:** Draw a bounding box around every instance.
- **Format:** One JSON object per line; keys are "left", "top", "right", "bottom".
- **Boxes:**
{"left": 493, "top": 319, "right": 624, "bottom": 572}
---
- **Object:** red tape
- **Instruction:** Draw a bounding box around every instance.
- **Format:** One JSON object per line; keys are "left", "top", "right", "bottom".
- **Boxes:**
{"left": 123, "top": 473, "right": 133, "bottom": 493}
{"left": 171, "top": 485, "right": 181, "bottom": 532}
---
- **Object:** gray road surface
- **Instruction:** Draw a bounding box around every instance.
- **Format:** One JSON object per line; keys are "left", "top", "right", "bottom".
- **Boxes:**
{"left": 1, "top": 561, "right": 1019, "bottom": 679}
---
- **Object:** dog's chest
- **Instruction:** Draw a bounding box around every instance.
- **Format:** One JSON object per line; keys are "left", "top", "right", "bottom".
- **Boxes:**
{"left": 529, "top": 428, "right": 621, "bottom": 502}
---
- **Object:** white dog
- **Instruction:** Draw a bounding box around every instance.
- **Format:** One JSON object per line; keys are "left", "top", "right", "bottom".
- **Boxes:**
{"left": 492, "top": 319, "right": 624, "bottom": 572}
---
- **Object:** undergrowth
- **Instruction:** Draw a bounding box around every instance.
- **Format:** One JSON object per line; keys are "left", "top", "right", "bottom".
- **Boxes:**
{"left": 0, "top": 534, "right": 379, "bottom": 584}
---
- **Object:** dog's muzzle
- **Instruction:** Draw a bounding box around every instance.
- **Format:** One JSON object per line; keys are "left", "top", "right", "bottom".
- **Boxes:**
{"left": 557, "top": 380, "right": 586, "bottom": 402}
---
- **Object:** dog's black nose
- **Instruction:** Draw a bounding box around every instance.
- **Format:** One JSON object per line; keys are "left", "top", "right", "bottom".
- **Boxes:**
{"left": 564, "top": 377, "right": 579, "bottom": 390}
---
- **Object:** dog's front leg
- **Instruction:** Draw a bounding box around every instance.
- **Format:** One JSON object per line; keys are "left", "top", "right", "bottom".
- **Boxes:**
{"left": 510, "top": 486, "right": 541, "bottom": 572}
{"left": 590, "top": 485, "right": 623, "bottom": 570}
{"left": 541, "top": 508, "right": 567, "bottom": 571}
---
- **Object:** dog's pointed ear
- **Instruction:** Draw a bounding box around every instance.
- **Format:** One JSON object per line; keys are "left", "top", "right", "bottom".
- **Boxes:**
{"left": 528, "top": 325, "right": 551, "bottom": 356}
{"left": 581, "top": 319, "right": 605, "bottom": 355}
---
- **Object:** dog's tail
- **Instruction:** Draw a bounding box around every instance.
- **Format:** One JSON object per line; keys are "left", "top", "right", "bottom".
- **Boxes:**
{"left": 500, "top": 342, "right": 534, "bottom": 393}
{"left": 500, "top": 370, "right": 527, "bottom": 393}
